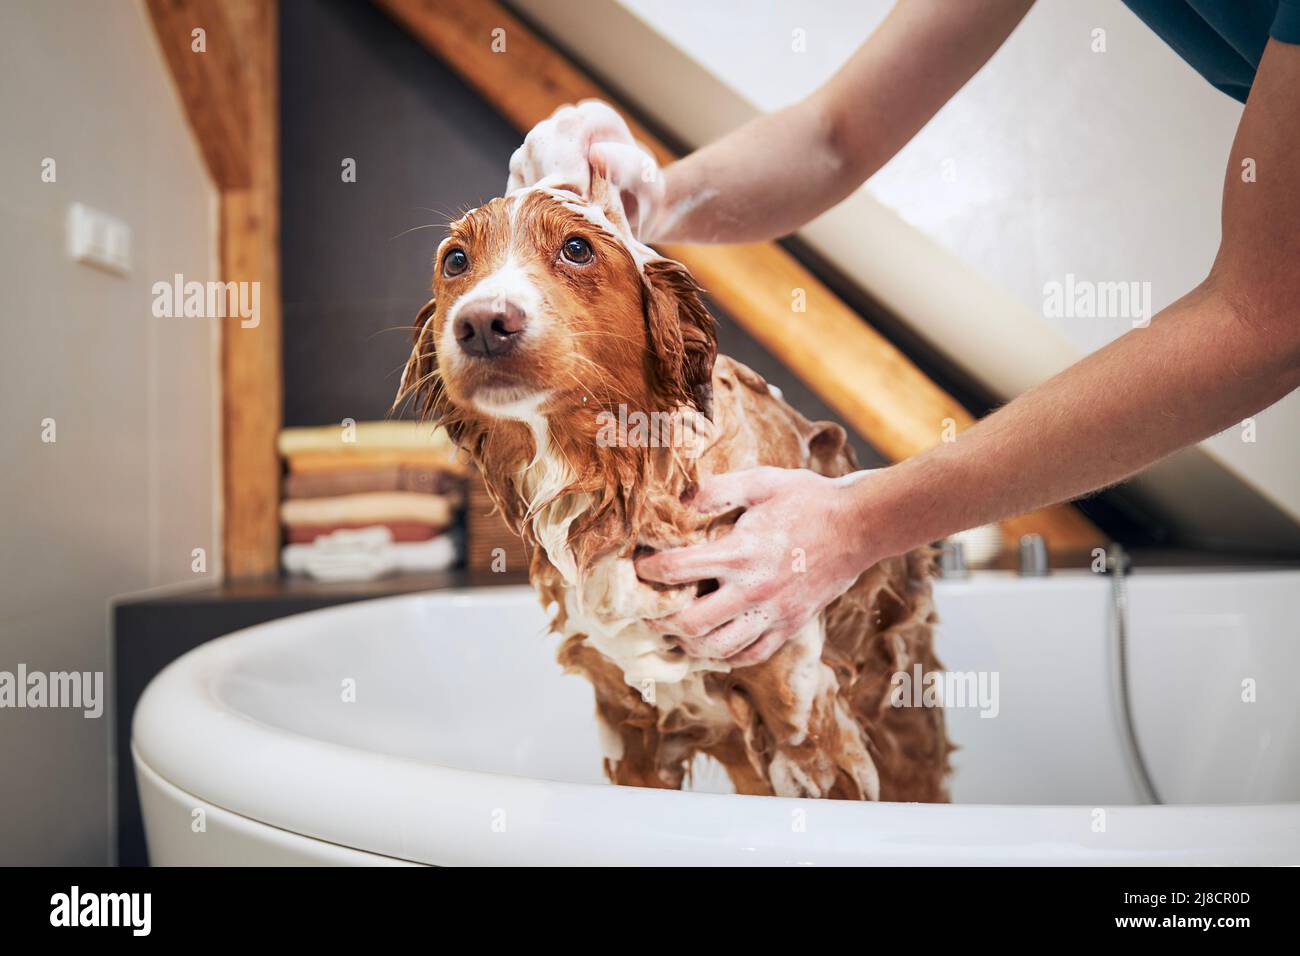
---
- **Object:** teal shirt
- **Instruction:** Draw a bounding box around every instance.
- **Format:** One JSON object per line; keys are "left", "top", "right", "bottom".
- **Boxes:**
{"left": 1121, "top": 0, "right": 1300, "bottom": 101}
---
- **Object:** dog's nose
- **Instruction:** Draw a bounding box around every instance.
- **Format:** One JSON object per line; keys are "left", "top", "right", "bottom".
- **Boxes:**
{"left": 454, "top": 298, "right": 527, "bottom": 358}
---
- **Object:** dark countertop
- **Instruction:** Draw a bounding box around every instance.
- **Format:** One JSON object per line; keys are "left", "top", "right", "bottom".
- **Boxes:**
{"left": 113, "top": 567, "right": 531, "bottom": 609}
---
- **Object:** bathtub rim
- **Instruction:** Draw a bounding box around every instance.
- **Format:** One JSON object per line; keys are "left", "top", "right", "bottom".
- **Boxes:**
{"left": 134, "top": 749, "right": 421, "bottom": 866}
{"left": 131, "top": 583, "right": 1300, "bottom": 865}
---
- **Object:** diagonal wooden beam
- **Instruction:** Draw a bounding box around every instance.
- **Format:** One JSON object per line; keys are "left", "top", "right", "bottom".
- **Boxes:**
{"left": 143, "top": 0, "right": 253, "bottom": 189}
{"left": 374, "top": 0, "right": 1103, "bottom": 553}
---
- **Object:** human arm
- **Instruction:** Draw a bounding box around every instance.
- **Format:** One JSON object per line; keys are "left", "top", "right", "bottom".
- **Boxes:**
{"left": 507, "top": 0, "right": 1036, "bottom": 242}
{"left": 637, "top": 38, "right": 1300, "bottom": 664}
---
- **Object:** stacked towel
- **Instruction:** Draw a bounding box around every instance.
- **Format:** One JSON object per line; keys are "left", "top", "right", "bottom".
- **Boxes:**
{"left": 282, "top": 527, "right": 458, "bottom": 582}
{"left": 278, "top": 422, "right": 466, "bottom": 581}
{"left": 283, "top": 463, "right": 460, "bottom": 499}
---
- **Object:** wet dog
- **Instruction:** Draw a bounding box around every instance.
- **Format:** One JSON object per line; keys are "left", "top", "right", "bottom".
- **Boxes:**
{"left": 396, "top": 180, "right": 950, "bottom": 799}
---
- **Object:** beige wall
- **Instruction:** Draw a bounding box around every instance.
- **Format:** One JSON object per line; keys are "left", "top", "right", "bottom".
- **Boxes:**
{"left": 0, "top": 0, "right": 220, "bottom": 864}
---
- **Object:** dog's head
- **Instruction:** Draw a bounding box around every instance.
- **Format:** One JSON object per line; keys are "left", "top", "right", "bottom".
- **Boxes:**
{"left": 396, "top": 183, "right": 717, "bottom": 466}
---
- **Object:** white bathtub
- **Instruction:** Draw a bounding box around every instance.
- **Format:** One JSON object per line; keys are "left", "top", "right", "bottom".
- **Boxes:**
{"left": 133, "top": 571, "right": 1300, "bottom": 865}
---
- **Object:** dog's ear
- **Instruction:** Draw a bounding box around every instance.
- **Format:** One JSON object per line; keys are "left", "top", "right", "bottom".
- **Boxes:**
{"left": 642, "top": 258, "right": 718, "bottom": 419}
{"left": 394, "top": 297, "right": 439, "bottom": 419}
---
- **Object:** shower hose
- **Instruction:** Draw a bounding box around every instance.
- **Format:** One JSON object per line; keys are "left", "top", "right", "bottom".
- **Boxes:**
{"left": 1106, "top": 542, "right": 1163, "bottom": 805}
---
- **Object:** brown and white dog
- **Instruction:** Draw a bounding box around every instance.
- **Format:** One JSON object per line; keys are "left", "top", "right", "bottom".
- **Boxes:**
{"left": 397, "top": 180, "right": 951, "bottom": 801}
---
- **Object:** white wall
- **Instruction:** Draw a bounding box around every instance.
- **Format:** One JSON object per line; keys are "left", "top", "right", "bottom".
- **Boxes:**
{"left": 515, "top": 0, "right": 1300, "bottom": 539}
{"left": 0, "top": 0, "right": 220, "bottom": 864}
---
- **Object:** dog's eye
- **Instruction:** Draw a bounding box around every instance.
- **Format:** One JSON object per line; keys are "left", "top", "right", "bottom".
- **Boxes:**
{"left": 443, "top": 248, "right": 469, "bottom": 277}
{"left": 560, "top": 236, "right": 593, "bottom": 265}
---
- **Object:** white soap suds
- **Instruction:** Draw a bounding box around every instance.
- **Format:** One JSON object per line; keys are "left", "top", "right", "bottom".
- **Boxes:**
{"left": 510, "top": 408, "right": 590, "bottom": 586}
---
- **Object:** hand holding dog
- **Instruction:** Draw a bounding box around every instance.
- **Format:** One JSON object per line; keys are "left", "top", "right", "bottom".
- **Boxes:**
{"left": 635, "top": 467, "right": 881, "bottom": 666}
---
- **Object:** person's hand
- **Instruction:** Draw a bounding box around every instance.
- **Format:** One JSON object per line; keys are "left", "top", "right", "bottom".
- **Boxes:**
{"left": 634, "top": 467, "right": 878, "bottom": 666}
{"left": 506, "top": 100, "right": 666, "bottom": 240}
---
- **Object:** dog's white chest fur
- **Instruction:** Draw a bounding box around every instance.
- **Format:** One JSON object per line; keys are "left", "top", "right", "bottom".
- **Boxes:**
{"left": 515, "top": 431, "right": 736, "bottom": 755}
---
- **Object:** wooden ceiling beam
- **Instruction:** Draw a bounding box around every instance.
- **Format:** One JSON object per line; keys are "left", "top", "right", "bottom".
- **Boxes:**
{"left": 143, "top": 0, "right": 254, "bottom": 190}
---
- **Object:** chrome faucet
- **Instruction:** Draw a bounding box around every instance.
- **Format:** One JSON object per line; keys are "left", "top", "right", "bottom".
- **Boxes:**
{"left": 1017, "top": 534, "right": 1049, "bottom": 576}
{"left": 938, "top": 539, "right": 968, "bottom": 578}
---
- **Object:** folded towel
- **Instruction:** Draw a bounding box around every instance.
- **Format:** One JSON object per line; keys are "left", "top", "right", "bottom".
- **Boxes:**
{"left": 285, "top": 448, "right": 467, "bottom": 475}
{"left": 280, "top": 491, "right": 454, "bottom": 528}
{"left": 285, "top": 521, "right": 444, "bottom": 544}
{"left": 281, "top": 527, "right": 458, "bottom": 582}
{"left": 277, "top": 421, "right": 456, "bottom": 456}
{"left": 282, "top": 464, "right": 462, "bottom": 499}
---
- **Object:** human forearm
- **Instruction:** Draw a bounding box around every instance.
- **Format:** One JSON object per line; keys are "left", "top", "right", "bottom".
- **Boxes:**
{"left": 649, "top": 102, "right": 852, "bottom": 244}
{"left": 650, "top": 0, "right": 1036, "bottom": 243}
{"left": 851, "top": 280, "right": 1300, "bottom": 560}
{"left": 852, "top": 38, "right": 1300, "bottom": 560}
{"left": 637, "top": 278, "right": 1298, "bottom": 663}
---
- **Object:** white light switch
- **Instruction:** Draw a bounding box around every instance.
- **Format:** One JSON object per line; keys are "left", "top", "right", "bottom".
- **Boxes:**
{"left": 67, "top": 202, "right": 132, "bottom": 276}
